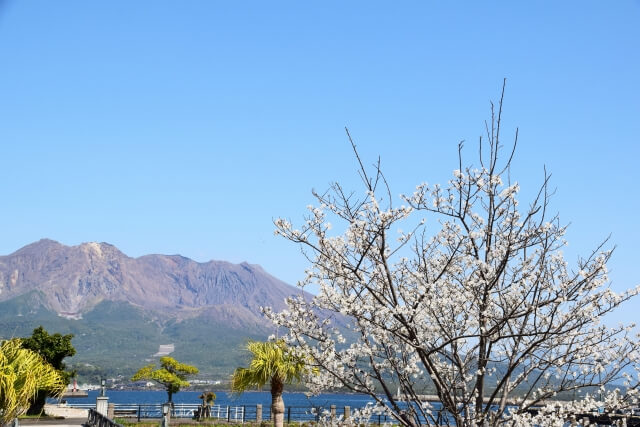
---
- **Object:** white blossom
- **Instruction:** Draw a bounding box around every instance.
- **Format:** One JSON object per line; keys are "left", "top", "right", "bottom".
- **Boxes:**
{"left": 268, "top": 103, "right": 640, "bottom": 427}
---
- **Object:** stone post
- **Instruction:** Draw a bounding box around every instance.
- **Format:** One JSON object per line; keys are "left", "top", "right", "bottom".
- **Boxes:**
{"left": 330, "top": 405, "right": 336, "bottom": 421}
{"left": 96, "top": 396, "right": 109, "bottom": 416}
{"left": 108, "top": 403, "right": 115, "bottom": 419}
{"left": 256, "top": 404, "right": 263, "bottom": 423}
{"left": 344, "top": 406, "right": 351, "bottom": 424}
{"left": 161, "top": 402, "right": 171, "bottom": 427}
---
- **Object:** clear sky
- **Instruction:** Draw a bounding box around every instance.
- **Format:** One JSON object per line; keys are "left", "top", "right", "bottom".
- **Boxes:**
{"left": 0, "top": 1, "right": 639, "bottom": 320}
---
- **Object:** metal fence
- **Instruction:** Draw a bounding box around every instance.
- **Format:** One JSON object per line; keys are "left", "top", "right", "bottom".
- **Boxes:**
{"left": 110, "top": 404, "right": 245, "bottom": 421}
{"left": 87, "top": 408, "right": 125, "bottom": 427}
{"left": 70, "top": 402, "right": 640, "bottom": 426}
{"left": 68, "top": 403, "right": 397, "bottom": 424}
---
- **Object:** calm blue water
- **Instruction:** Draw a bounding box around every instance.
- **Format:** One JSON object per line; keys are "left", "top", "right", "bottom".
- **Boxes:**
{"left": 62, "top": 390, "right": 378, "bottom": 409}
{"left": 59, "top": 390, "right": 452, "bottom": 424}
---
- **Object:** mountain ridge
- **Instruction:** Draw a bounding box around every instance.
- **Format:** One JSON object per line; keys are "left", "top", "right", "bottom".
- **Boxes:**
{"left": 0, "top": 238, "right": 300, "bottom": 320}
{"left": 0, "top": 239, "right": 306, "bottom": 378}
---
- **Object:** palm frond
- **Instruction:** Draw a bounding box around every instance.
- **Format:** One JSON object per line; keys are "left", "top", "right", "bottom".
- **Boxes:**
{"left": 0, "top": 339, "right": 65, "bottom": 425}
{"left": 231, "top": 340, "right": 309, "bottom": 394}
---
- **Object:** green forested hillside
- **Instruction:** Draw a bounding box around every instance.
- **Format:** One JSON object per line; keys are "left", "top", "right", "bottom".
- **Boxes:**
{"left": 0, "top": 292, "right": 270, "bottom": 381}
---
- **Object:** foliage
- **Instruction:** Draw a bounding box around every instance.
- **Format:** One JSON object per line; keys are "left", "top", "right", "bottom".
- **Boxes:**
{"left": 195, "top": 391, "right": 217, "bottom": 420}
{"left": 267, "top": 87, "right": 640, "bottom": 426}
{"left": 199, "top": 391, "right": 216, "bottom": 404}
{"left": 21, "top": 326, "right": 76, "bottom": 382}
{"left": 20, "top": 326, "right": 75, "bottom": 415}
{"left": 0, "top": 339, "right": 65, "bottom": 425}
{"left": 0, "top": 297, "right": 267, "bottom": 380}
{"left": 232, "top": 340, "right": 308, "bottom": 427}
{"left": 231, "top": 340, "right": 307, "bottom": 392}
{"left": 131, "top": 357, "right": 198, "bottom": 402}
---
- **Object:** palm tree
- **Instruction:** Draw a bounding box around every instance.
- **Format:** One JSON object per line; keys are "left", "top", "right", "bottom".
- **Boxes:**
{"left": 196, "top": 392, "right": 216, "bottom": 420}
{"left": 0, "top": 339, "right": 66, "bottom": 425}
{"left": 131, "top": 357, "right": 198, "bottom": 403}
{"left": 231, "top": 340, "right": 307, "bottom": 427}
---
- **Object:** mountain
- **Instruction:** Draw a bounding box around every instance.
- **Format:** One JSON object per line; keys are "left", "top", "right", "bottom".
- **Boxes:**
{"left": 0, "top": 239, "right": 306, "bottom": 379}
{"left": 0, "top": 239, "right": 297, "bottom": 318}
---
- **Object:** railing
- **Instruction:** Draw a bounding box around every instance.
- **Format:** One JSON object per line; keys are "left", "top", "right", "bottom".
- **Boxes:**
{"left": 71, "top": 403, "right": 398, "bottom": 424}
{"left": 68, "top": 402, "right": 640, "bottom": 426}
{"left": 81, "top": 403, "right": 247, "bottom": 421}
{"left": 87, "top": 408, "right": 124, "bottom": 427}
{"left": 209, "top": 405, "right": 245, "bottom": 422}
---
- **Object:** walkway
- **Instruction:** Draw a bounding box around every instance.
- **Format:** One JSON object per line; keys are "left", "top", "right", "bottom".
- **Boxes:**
{"left": 19, "top": 418, "right": 86, "bottom": 427}
{"left": 17, "top": 404, "right": 87, "bottom": 427}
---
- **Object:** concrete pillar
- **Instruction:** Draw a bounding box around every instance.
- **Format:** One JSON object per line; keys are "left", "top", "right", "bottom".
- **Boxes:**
{"left": 344, "top": 406, "right": 350, "bottom": 419}
{"left": 330, "top": 405, "right": 336, "bottom": 421}
{"left": 161, "top": 403, "right": 172, "bottom": 427}
{"left": 96, "top": 396, "right": 109, "bottom": 416}
{"left": 107, "top": 403, "right": 115, "bottom": 419}
{"left": 256, "top": 404, "right": 263, "bottom": 423}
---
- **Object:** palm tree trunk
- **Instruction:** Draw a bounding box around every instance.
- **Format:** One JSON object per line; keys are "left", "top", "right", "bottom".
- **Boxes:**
{"left": 271, "top": 377, "right": 285, "bottom": 427}
{"left": 26, "top": 390, "right": 47, "bottom": 415}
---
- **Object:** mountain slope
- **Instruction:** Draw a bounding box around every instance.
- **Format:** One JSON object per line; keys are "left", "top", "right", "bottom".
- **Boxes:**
{"left": 0, "top": 294, "right": 270, "bottom": 378}
{"left": 0, "top": 239, "right": 300, "bottom": 320}
{"left": 0, "top": 239, "right": 304, "bottom": 378}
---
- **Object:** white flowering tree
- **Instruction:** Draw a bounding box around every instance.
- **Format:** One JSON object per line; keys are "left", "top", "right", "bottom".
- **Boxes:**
{"left": 266, "top": 88, "right": 640, "bottom": 426}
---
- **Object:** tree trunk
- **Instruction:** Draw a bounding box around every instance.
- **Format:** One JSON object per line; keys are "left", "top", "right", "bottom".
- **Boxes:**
{"left": 26, "top": 390, "right": 47, "bottom": 415}
{"left": 270, "top": 377, "right": 285, "bottom": 427}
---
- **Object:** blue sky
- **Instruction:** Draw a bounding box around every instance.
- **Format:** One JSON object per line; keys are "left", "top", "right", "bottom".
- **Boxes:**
{"left": 0, "top": 1, "right": 639, "bottom": 320}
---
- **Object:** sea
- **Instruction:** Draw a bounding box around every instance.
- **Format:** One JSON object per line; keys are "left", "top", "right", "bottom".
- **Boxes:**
{"left": 61, "top": 390, "right": 379, "bottom": 409}
{"left": 59, "top": 390, "right": 450, "bottom": 424}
